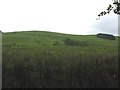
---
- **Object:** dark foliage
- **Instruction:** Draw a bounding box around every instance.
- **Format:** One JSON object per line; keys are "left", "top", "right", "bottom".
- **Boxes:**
{"left": 53, "top": 41, "right": 59, "bottom": 46}
{"left": 96, "top": 33, "right": 115, "bottom": 40}
{"left": 63, "top": 38, "right": 88, "bottom": 46}
{"left": 97, "top": 0, "right": 120, "bottom": 20}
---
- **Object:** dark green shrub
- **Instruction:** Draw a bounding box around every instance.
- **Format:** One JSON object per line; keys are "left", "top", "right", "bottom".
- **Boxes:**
{"left": 96, "top": 33, "right": 115, "bottom": 40}
{"left": 13, "top": 32, "right": 17, "bottom": 34}
{"left": 63, "top": 38, "right": 88, "bottom": 46}
{"left": 53, "top": 41, "right": 59, "bottom": 46}
{"left": 13, "top": 43, "right": 16, "bottom": 45}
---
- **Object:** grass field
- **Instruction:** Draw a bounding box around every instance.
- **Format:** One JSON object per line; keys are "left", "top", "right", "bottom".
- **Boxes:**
{"left": 2, "top": 31, "right": 119, "bottom": 88}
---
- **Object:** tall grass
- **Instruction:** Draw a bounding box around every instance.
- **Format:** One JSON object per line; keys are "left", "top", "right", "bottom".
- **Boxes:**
{"left": 2, "top": 31, "right": 118, "bottom": 88}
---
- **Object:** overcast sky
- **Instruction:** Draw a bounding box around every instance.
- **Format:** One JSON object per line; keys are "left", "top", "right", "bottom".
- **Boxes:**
{"left": 0, "top": 0, "right": 118, "bottom": 35}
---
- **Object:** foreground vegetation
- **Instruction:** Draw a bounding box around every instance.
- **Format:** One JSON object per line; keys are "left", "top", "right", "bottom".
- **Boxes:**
{"left": 2, "top": 31, "right": 118, "bottom": 88}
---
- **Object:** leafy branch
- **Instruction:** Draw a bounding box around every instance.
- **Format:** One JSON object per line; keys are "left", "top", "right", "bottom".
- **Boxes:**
{"left": 97, "top": 0, "right": 120, "bottom": 20}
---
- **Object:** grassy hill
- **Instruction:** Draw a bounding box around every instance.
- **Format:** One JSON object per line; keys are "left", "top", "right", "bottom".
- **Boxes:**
{"left": 2, "top": 31, "right": 118, "bottom": 88}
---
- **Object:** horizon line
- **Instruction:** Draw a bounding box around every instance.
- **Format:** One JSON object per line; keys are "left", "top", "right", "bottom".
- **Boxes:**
{"left": 0, "top": 30, "right": 119, "bottom": 36}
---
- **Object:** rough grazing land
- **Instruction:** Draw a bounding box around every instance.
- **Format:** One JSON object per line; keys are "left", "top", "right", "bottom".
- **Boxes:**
{"left": 2, "top": 31, "right": 119, "bottom": 88}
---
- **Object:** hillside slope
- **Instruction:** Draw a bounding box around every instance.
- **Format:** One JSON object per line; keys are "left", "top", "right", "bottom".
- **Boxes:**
{"left": 2, "top": 31, "right": 118, "bottom": 88}
{"left": 3, "top": 31, "right": 118, "bottom": 48}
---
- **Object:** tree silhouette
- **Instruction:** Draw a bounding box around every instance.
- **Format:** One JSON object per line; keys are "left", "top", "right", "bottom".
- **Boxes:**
{"left": 97, "top": 0, "right": 120, "bottom": 20}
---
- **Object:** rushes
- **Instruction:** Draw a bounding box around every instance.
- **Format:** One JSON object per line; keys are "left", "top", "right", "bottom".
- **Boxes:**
{"left": 2, "top": 32, "right": 118, "bottom": 88}
{"left": 2, "top": 47, "right": 118, "bottom": 88}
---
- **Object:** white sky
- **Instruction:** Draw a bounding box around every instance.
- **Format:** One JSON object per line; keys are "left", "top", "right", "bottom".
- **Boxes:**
{"left": 0, "top": 0, "right": 118, "bottom": 35}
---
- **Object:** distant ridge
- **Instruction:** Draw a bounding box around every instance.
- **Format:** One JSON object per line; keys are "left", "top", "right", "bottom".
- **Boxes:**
{"left": 3, "top": 30, "right": 96, "bottom": 36}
